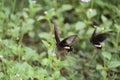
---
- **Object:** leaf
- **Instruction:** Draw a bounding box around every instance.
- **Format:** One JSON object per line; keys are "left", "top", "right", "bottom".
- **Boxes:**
{"left": 87, "top": 9, "right": 97, "bottom": 19}
{"left": 101, "top": 15, "right": 108, "bottom": 22}
{"left": 23, "top": 47, "right": 38, "bottom": 61}
{"left": 102, "top": 52, "right": 111, "bottom": 60}
{"left": 42, "top": 40, "right": 50, "bottom": 49}
{"left": 114, "top": 24, "right": 120, "bottom": 32}
{"left": 59, "top": 77, "right": 67, "bottom": 80}
{"left": 44, "top": 8, "right": 56, "bottom": 19}
{"left": 108, "top": 61, "right": 120, "bottom": 68}
{"left": 41, "top": 58, "right": 50, "bottom": 66}
{"left": 37, "top": 16, "right": 45, "bottom": 21}
{"left": 22, "top": 19, "right": 34, "bottom": 33}
{"left": 101, "top": 70, "right": 107, "bottom": 79}
{"left": 0, "top": 11, "right": 6, "bottom": 19}
{"left": 75, "top": 21, "right": 86, "bottom": 30}
{"left": 10, "top": 27, "right": 20, "bottom": 38}
{"left": 39, "top": 32, "right": 52, "bottom": 40}
{"left": 96, "top": 64, "right": 103, "bottom": 70}
{"left": 61, "top": 4, "right": 73, "bottom": 11}
{"left": 53, "top": 71, "right": 61, "bottom": 79}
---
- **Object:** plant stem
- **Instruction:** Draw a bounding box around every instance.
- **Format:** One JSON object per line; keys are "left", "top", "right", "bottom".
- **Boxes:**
{"left": 12, "top": 0, "right": 16, "bottom": 13}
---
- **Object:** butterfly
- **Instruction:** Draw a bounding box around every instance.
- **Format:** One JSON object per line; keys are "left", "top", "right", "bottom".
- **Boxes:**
{"left": 53, "top": 22, "right": 77, "bottom": 52}
{"left": 90, "top": 28, "right": 109, "bottom": 49}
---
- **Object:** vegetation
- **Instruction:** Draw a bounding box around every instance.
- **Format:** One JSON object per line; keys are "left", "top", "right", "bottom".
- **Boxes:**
{"left": 0, "top": 0, "right": 120, "bottom": 80}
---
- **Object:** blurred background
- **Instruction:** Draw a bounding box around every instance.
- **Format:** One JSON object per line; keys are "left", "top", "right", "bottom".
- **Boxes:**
{"left": 0, "top": 0, "right": 120, "bottom": 80}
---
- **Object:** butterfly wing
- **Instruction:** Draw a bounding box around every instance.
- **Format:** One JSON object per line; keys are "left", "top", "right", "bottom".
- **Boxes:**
{"left": 90, "top": 28, "right": 109, "bottom": 44}
{"left": 53, "top": 22, "right": 60, "bottom": 45}
{"left": 91, "top": 33, "right": 109, "bottom": 49}
{"left": 60, "top": 35, "right": 77, "bottom": 45}
{"left": 92, "top": 33, "right": 109, "bottom": 44}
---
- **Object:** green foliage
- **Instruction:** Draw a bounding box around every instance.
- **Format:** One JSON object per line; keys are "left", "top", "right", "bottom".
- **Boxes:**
{"left": 0, "top": 0, "right": 120, "bottom": 80}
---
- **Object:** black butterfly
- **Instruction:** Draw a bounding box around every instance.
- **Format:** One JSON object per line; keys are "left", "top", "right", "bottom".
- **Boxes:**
{"left": 90, "top": 28, "right": 109, "bottom": 49}
{"left": 53, "top": 22, "right": 77, "bottom": 52}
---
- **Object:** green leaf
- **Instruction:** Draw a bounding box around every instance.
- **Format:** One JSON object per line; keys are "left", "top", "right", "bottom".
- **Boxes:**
{"left": 23, "top": 47, "right": 38, "bottom": 61}
{"left": 59, "top": 77, "right": 67, "bottom": 80}
{"left": 37, "top": 16, "right": 45, "bottom": 21}
{"left": 86, "top": 9, "right": 97, "bottom": 19}
{"left": 114, "top": 24, "right": 120, "bottom": 32}
{"left": 39, "top": 32, "right": 53, "bottom": 41}
{"left": 41, "top": 58, "right": 50, "bottom": 66}
{"left": 22, "top": 18, "right": 34, "bottom": 33}
{"left": 101, "top": 15, "right": 108, "bottom": 22}
{"left": 53, "top": 71, "right": 60, "bottom": 79}
{"left": 44, "top": 8, "right": 55, "bottom": 19}
{"left": 102, "top": 52, "right": 111, "bottom": 60}
{"left": 101, "top": 70, "right": 107, "bottom": 79}
{"left": 96, "top": 64, "right": 103, "bottom": 70}
{"left": 61, "top": 4, "right": 73, "bottom": 11}
{"left": 108, "top": 61, "right": 120, "bottom": 68}
{"left": 75, "top": 21, "right": 86, "bottom": 30}
{"left": 9, "top": 27, "right": 20, "bottom": 38}
{"left": 0, "top": 11, "right": 6, "bottom": 19}
{"left": 42, "top": 40, "right": 50, "bottom": 49}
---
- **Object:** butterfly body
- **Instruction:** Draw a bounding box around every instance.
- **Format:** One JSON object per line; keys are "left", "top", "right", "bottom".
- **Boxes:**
{"left": 57, "top": 44, "right": 72, "bottom": 52}
{"left": 90, "top": 28, "right": 109, "bottom": 49}
{"left": 57, "top": 41, "right": 73, "bottom": 52}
